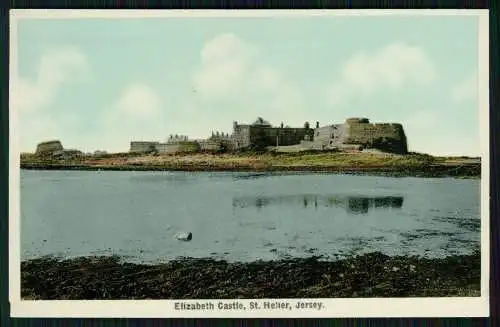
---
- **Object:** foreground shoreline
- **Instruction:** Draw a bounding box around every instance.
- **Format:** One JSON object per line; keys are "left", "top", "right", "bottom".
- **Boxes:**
{"left": 21, "top": 251, "right": 480, "bottom": 299}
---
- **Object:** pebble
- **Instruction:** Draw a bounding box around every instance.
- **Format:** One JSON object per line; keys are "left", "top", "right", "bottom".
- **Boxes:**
{"left": 175, "top": 232, "right": 192, "bottom": 241}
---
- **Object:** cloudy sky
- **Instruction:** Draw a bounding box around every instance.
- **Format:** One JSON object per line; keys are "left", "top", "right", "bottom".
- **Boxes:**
{"left": 13, "top": 13, "right": 482, "bottom": 155}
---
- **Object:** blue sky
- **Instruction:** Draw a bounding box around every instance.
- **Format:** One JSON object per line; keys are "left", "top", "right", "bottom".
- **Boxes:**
{"left": 13, "top": 14, "right": 481, "bottom": 155}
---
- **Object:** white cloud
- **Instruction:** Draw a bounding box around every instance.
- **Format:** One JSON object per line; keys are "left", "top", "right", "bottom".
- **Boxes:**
{"left": 12, "top": 46, "right": 90, "bottom": 114}
{"left": 191, "top": 33, "right": 306, "bottom": 125}
{"left": 85, "top": 83, "right": 166, "bottom": 152}
{"left": 19, "top": 116, "right": 59, "bottom": 153}
{"left": 113, "top": 83, "right": 162, "bottom": 120}
{"left": 327, "top": 43, "right": 437, "bottom": 106}
{"left": 193, "top": 33, "right": 258, "bottom": 99}
{"left": 11, "top": 79, "right": 51, "bottom": 115}
{"left": 403, "top": 109, "right": 480, "bottom": 157}
{"left": 450, "top": 70, "right": 478, "bottom": 104}
{"left": 15, "top": 46, "right": 90, "bottom": 152}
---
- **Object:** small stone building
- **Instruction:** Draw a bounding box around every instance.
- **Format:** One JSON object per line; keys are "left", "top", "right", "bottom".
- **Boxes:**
{"left": 35, "top": 140, "right": 64, "bottom": 155}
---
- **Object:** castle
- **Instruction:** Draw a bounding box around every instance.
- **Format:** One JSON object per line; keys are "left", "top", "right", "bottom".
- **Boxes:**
{"left": 129, "top": 117, "right": 408, "bottom": 155}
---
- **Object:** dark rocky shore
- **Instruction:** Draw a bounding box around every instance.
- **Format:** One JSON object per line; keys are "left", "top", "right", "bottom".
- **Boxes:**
{"left": 21, "top": 251, "right": 481, "bottom": 300}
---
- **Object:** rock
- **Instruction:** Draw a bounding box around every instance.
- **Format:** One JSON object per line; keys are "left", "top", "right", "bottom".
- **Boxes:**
{"left": 36, "top": 140, "right": 63, "bottom": 155}
{"left": 175, "top": 232, "right": 192, "bottom": 241}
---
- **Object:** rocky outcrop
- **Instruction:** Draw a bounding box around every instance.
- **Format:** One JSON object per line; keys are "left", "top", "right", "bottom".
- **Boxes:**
{"left": 36, "top": 140, "right": 63, "bottom": 155}
{"left": 21, "top": 251, "right": 480, "bottom": 299}
{"left": 53, "top": 149, "right": 83, "bottom": 160}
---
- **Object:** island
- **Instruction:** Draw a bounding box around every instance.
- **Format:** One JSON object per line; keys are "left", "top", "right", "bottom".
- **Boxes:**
{"left": 21, "top": 117, "right": 480, "bottom": 178}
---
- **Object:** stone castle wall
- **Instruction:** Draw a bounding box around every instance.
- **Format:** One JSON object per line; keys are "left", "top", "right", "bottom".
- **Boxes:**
{"left": 344, "top": 119, "right": 408, "bottom": 154}
{"left": 233, "top": 125, "right": 314, "bottom": 149}
{"left": 252, "top": 127, "right": 314, "bottom": 147}
{"left": 130, "top": 141, "right": 159, "bottom": 153}
{"left": 157, "top": 141, "right": 199, "bottom": 154}
{"left": 232, "top": 125, "right": 252, "bottom": 148}
{"left": 312, "top": 124, "right": 350, "bottom": 150}
{"left": 198, "top": 140, "right": 221, "bottom": 152}
{"left": 131, "top": 140, "right": 214, "bottom": 154}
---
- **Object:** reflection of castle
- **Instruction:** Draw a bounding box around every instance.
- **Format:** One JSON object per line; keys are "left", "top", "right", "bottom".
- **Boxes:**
{"left": 130, "top": 116, "right": 408, "bottom": 154}
{"left": 232, "top": 194, "right": 404, "bottom": 215}
{"left": 342, "top": 196, "right": 404, "bottom": 214}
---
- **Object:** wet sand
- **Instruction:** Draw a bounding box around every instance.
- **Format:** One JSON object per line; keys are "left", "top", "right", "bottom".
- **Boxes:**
{"left": 21, "top": 251, "right": 480, "bottom": 299}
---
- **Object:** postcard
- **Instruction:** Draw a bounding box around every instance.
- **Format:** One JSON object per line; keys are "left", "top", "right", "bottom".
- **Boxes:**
{"left": 9, "top": 9, "right": 490, "bottom": 318}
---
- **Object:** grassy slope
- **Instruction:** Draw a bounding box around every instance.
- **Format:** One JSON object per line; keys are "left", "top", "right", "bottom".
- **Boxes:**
{"left": 20, "top": 151, "right": 481, "bottom": 177}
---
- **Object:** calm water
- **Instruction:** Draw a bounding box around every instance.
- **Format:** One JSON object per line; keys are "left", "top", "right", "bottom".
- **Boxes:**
{"left": 20, "top": 170, "right": 481, "bottom": 263}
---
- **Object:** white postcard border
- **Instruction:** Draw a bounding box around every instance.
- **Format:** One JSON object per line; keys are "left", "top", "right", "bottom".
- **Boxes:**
{"left": 8, "top": 9, "right": 491, "bottom": 318}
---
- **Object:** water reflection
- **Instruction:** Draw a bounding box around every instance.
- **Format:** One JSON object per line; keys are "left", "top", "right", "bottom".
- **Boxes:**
{"left": 129, "top": 173, "right": 196, "bottom": 183}
{"left": 232, "top": 194, "right": 404, "bottom": 214}
{"left": 232, "top": 173, "right": 273, "bottom": 181}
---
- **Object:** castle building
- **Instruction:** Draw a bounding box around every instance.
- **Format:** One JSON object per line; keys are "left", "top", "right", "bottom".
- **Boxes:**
{"left": 128, "top": 116, "right": 408, "bottom": 155}
{"left": 231, "top": 117, "right": 408, "bottom": 154}
{"left": 232, "top": 117, "right": 315, "bottom": 149}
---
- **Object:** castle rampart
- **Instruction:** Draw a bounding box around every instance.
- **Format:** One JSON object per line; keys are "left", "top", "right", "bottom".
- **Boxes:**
{"left": 130, "top": 141, "right": 159, "bottom": 153}
{"left": 343, "top": 118, "right": 408, "bottom": 154}
{"left": 232, "top": 119, "right": 314, "bottom": 149}
{"left": 157, "top": 141, "right": 199, "bottom": 154}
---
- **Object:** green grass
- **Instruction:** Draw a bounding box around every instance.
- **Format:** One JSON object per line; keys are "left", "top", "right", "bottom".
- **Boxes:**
{"left": 20, "top": 151, "right": 480, "bottom": 177}
{"left": 251, "top": 152, "right": 438, "bottom": 168}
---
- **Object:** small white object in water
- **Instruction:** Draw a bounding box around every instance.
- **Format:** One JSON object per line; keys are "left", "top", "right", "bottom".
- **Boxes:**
{"left": 175, "top": 232, "right": 192, "bottom": 241}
